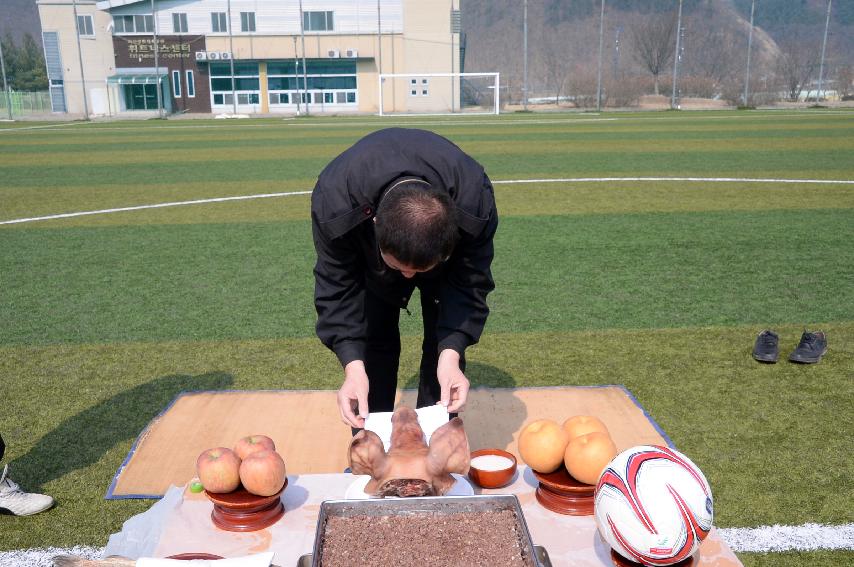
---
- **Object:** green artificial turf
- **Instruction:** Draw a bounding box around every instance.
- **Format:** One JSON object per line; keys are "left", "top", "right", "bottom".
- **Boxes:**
{"left": 1, "top": 110, "right": 852, "bottom": 559}
{"left": 2, "top": 209, "right": 852, "bottom": 345}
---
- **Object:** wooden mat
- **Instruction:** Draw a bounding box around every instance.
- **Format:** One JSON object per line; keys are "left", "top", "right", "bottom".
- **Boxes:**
{"left": 107, "top": 386, "right": 671, "bottom": 498}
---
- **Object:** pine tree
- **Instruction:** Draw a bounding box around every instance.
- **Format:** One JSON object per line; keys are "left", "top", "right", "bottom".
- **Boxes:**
{"left": 1, "top": 32, "right": 49, "bottom": 91}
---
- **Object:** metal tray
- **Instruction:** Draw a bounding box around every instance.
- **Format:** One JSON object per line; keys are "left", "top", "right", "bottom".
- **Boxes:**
{"left": 297, "top": 545, "right": 552, "bottom": 567}
{"left": 305, "top": 494, "right": 549, "bottom": 567}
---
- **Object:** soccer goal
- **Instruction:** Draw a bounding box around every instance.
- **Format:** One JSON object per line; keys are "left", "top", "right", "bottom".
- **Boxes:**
{"left": 378, "top": 72, "right": 500, "bottom": 116}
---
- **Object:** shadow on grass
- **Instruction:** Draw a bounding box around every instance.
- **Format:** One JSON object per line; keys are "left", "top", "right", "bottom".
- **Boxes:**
{"left": 10, "top": 371, "right": 234, "bottom": 492}
{"left": 401, "top": 361, "right": 525, "bottom": 453}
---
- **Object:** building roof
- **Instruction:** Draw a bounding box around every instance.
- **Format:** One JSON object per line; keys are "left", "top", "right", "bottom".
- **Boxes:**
{"left": 107, "top": 71, "right": 167, "bottom": 84}
{"left": 96, "top": 0, "right": 147, "bottom": 10}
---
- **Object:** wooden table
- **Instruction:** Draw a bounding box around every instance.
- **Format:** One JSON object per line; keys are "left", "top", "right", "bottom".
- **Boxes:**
{"left": 106, "top": 468, "right": 743, "bottom": 567}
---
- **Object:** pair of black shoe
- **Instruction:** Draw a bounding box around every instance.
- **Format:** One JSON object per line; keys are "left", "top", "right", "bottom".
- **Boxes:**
{"left": 753, "top": 330, "right": 827, "bottom": 364}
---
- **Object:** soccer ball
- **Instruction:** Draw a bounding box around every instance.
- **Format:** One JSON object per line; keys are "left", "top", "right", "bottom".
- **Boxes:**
{"left": 594, "top": 445, "right": 713, "bottom": 565}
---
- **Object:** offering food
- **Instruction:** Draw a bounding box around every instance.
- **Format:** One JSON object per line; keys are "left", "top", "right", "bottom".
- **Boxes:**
{"left": 319, "top": 508, "right": 535, "bottom": 567}
{"left": 196, "top": 447, "right": 241, "bottom": 493}
{"left": 239, "top": 449, "right": 287, "bottom": 496}
{"left": 233, "top": 434, "right": 276, "bottom": 460}
{"left": 469, "top": 448, "right": 517, "bottom": 489}
{"left": 348, "top": 406, "right": 470, "bottom": 497}
{"left": 471, "top": 453, "right": 515, "bottom": 471}
{"left": 196, "top": 434, "right": 288, "bottom": 497}
{"left": 562, "top": 415, "right": 610, "bottom": 440}
{"left": 564, "top": 431, "right": 618, "bottom": 485}
{"left": 518, "top": 419, "right": 570, "bottom": 473}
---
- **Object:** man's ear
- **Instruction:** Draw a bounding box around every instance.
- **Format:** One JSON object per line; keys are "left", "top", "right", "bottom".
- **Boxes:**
{"left": 349, "top": 429, "right": 388, "bottom": 479}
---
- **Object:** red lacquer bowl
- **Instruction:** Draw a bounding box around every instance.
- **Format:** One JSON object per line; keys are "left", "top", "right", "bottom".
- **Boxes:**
{"left": 468, "top": 448, "right": 518, "bottom": 489}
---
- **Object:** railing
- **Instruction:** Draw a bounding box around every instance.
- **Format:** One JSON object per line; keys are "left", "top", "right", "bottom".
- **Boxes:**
{"left": 0, "top": 91, "right": 53, "bottom": 117}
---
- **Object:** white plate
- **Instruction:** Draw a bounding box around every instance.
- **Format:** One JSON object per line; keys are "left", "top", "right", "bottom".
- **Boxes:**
{"left": 344, "top": 473, "right": 473, "bottom": 500}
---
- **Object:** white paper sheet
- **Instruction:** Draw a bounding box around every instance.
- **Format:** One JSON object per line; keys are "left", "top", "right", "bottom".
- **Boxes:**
{"left": 364, "top": 404, "right": 450, "bottom": 451}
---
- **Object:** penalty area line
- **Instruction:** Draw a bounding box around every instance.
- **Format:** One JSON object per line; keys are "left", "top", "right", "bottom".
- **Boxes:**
{"left": 2, "top": 176, "right": 853, "bottom": 226}
{"left": 0, "top": 191, "right": 312, "bottom": 225}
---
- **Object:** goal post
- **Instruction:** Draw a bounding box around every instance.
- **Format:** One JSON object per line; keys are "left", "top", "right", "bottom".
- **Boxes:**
{"left": 378, "top": 72, "right": 500, "bottom": 116}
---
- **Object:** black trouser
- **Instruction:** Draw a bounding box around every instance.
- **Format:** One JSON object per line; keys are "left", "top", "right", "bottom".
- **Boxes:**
{"left": 0, "top": 433, "right": 5, "bottom": 462}
{"left": 364, "top": 277, "right": 465, "bottom": 414}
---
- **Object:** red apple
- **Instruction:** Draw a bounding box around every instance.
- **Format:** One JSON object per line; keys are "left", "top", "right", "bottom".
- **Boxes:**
{"left": 239, "top": 450, "right": 286, "bottom": 497}
{"left": 196, "top": 447, "right": 241, "bottom": 493}
{"left": 233, "top": 434, "right": 276, "bottom": 460}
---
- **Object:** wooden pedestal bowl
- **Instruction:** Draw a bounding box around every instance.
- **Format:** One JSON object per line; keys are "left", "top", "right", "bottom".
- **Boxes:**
{"left": 532, "top": 467, "right": 594, "bottom": 515}
{"left": 205, "top": 479, "right": 287, "bottom": 532}
{"left": 610, "top": 549, "right": 698, "bottom": 567}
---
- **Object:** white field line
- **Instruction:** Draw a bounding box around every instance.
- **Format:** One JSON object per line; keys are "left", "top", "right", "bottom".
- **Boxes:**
{"left": 1, "top": 109, "right": 851, "bottom": 134}
{"left": 0, "top": 191, "right": 312, "bottom": 225}
{"left": 492, "top": 176, "right": 854, "bottom": 185}
{"left": 0, "top": 523, "right": 852, "bottom": 565}
{"left": 718, "top": 522, "right": 854, "bottom": 553}
{"left": 2, "top": 176, "right": 852, "bottom": 226}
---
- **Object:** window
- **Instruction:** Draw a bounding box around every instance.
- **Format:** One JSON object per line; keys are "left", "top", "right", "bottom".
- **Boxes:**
{"left": 211, "top": 12, "right": 227, "bottom": 33}
{"left": 303, "top": 11, "right": 333, "bottom": 31}
{"left": 270, "top": 92, "right": 290, "bottom": 104}
{"left": 172, "top": 13, "right": 188, "bottom": 33}
{"left": 209, "top": 62, "right": 260, "bottom": 107}
{"left": 172, "top": 70, "right": 181, "bottom": 97}
{"left": 186, "top": 70, "right": 195, "bottom": 97}
{"left": 135, "top": 15, "right": 151, "bottom": 33}
{"left": 76, "top": 15, "right": 94, "bottom": 37}
{"left": 237, "top": 93, "right": 260, "bottom": 105}
{"left": 240, "top": 12, "right": 255, "bottom": 32}
{"left": 266, "top": 59, "right": 357, "bottom": 107}
{"left": 113, "top": 14, "right": 153, "bottom": 34}
{"left": 410, "top": 78, "right": 428, "bottom": 96}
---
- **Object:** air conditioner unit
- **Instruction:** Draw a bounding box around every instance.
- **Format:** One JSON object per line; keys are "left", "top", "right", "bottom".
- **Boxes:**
{"left": 345, "top": 48, "right": 358, "bottom": 58}
{"left": 195, "top": 51, "right": 208, "bottom": 61}
{"left": 208, "top": 51, "right": 221, "bottom": 60}
{"left": 326, "top": 49, "right": 340, "bottom": 58}
{"left": 220, "top": 51, "right": 232, "bottom": 60}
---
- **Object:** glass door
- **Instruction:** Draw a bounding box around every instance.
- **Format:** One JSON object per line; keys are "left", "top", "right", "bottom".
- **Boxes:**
{"left": 123, "top": 84, "right": 160, "bottom": 110}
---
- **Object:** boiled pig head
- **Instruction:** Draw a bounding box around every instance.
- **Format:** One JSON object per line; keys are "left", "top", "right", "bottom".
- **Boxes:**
{"left": 348, "top": 406, "right": 470, "bottom": 497}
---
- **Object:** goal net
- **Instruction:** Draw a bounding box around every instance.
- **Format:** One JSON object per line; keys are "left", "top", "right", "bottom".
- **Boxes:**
{"left": 378, "top": 72, "right": 500, "bottom": 116}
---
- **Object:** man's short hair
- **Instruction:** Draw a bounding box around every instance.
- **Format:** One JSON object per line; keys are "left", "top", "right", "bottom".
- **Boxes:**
{"left": 375, "top": 180, "right": 458, "bottom": 270}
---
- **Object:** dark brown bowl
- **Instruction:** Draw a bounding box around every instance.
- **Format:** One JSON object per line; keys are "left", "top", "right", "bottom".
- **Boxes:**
{"left": 468, "top": 448, "right": 517, "bottom": 489}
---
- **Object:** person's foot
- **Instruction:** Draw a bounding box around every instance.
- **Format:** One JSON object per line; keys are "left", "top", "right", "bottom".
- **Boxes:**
{"left": 752, "top": 329, "right": 779, "bottom": 363}
{"left": 0, "top": 464, "right": 54, "bottom": 516}
{"left": 788, "top": 331, "right": 827, "bottom": 364}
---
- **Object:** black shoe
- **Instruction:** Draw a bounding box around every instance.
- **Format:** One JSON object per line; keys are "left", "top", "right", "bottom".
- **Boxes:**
{"left": 752, "top": 330, "right": 779, "bottom": 363}
{"left": 788, "top": 331, "right": 827, "bottom": 364}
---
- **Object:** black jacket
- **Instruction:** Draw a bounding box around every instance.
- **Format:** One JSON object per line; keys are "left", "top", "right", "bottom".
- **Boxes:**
{"left": 311, "top": 128, "right": 498, "bottom": 368}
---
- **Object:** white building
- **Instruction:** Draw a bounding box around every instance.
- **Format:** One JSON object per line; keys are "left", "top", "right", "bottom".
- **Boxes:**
{"left": 37, "top": 0, "right": 466, "bottom": 117}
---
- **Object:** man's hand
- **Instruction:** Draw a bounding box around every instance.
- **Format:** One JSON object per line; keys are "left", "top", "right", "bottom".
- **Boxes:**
{"left": 437, "top": 349, "right": 470, "bottom": 413}
{"left": 339, "top": 360, "right": 370, "bottom": 429}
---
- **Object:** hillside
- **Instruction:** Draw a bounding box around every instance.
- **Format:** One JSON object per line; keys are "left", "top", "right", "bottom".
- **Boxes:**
{"left": 0, "top": 0, "right": 41, "bottom": 47}
{"left": 461, "top": 0, "right": 853, "bottom": 104}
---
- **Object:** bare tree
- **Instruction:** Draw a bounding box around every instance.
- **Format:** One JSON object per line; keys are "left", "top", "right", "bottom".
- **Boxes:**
{"left": 630, "top": 15, "right": 676, "bottom": 95}
{"left": 775, "top": 37, "right": 818, "bottom": 101}
{"left": 836, "top": 64, "right": 853, "bottom": 99}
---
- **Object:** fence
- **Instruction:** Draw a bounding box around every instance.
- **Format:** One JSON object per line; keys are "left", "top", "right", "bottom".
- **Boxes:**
{"left": 0, "top": 91, "right": 53, "bottom": 117}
